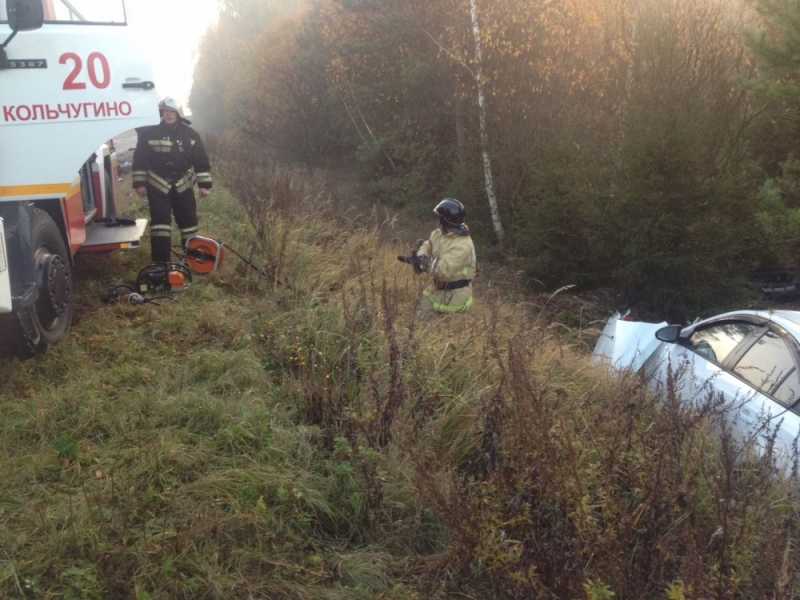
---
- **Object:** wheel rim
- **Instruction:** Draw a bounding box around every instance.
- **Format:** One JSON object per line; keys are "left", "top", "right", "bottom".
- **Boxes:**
{"left": 34, "top": 247, "right": 72, "bottom": 332}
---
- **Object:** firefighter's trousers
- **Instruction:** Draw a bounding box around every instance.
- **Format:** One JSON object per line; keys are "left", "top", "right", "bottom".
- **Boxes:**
{"left": 146, "top": 185, "right": 199, "bottom": 262}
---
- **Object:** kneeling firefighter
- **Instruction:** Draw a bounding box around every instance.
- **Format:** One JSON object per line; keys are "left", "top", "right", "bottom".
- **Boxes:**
{"left": 400, "top": 198, "right": 477, "bottom": 316}
{"left": 132, "top": 97, "right": 213, "bottom": 262}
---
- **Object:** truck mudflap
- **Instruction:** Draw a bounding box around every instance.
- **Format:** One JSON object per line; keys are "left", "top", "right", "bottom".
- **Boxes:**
{"left": 593, "top": 312, "right": 668, "bottom": 372}
{"left": 0, "top": 217, "right": 11, "bottom": 313}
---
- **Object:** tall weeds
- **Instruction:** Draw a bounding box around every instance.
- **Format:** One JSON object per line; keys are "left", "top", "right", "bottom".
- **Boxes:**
{"left": 9, "top": 169, "right": 794, "bottom": 598}
{"left": 214, "top": 166, "right": 800, "bottom": 598}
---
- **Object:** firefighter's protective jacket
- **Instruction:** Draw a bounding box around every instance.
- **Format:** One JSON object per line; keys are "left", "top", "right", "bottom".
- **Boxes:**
{"left": 132, "top": 122, "right": 212, "bottom": 195}
{"left": 417, "top": 228, "right": 477, "bottom": 313}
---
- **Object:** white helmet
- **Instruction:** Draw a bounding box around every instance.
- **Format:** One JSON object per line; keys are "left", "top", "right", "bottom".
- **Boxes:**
{"left": 158, "top": 97, "right": 184, "bottom": 118}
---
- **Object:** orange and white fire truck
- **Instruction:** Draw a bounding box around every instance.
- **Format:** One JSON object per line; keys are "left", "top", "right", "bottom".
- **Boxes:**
{"left": 0, "top": 0, "right": 159, "bottom": 356}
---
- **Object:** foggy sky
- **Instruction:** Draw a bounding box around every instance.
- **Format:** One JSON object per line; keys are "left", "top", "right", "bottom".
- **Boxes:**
{"left": 126, "top": 0, "right": 220, "bottom": 111}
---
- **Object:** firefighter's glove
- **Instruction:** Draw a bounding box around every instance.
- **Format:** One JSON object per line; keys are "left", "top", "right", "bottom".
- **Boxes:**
{"left": 415, "top": 254, "right": 430, "bottom": 274}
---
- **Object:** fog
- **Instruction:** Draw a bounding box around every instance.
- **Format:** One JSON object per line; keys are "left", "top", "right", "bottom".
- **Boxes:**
{"left": 126, "top": 0, "right": 220, "bottom": 110}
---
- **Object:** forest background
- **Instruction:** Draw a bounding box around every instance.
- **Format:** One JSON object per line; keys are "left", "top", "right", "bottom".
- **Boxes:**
{"left": 191, "top": 0, "right": 800, "bottom": 319}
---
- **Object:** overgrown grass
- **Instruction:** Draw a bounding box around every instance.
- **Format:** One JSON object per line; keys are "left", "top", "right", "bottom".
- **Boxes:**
{"left": 1, "top": 176, "right": 798, "bottom": 599}
{"left": 0, "top": 187, "right": 431, "bottom": 599}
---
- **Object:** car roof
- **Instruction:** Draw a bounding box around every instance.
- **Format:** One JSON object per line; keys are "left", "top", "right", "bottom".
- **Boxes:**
{"left": 692, "top": 310, "right": 800, "bottom": 337}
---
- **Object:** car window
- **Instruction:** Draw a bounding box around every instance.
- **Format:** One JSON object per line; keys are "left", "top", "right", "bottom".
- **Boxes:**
{"left": 774, "top": 368, "right": 800, "bottom": 408}
{"left": 687, "top": 322, "right": 759, "bottom": 364}
{"left": 733, "top": 330, "right": 799, "bottom": 406}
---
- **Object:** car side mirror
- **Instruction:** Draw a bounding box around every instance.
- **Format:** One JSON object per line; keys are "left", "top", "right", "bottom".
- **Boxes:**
{"left": 8, "top": 0, "right": 44, "bottom": 32}
{"left": 655, "top": 325, "right": 682, "bottom": 343}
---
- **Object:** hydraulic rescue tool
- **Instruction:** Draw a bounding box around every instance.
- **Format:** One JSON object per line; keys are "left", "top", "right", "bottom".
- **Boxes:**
{"left": 397, "top": 239, "right": 429, "bottom": 274}
{"left": 103, "top": 235, "right": 224, "bottom": 305}
{"left": 103, "top": 234, "right": 272, "bottom": 306}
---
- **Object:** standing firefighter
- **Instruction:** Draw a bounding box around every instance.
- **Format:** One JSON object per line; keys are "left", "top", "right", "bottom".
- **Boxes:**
{"left": 132, "top": 97, "right": 213, "bottom": 263}
{"left": 399, "top": 198, "right": 477, "bottom": 316}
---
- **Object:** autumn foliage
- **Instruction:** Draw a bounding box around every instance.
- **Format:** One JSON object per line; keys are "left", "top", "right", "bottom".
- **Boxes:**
{"left": 167, "top": 2, "right": 800, "bottom": 597}
{"left": 192, "top": 0, "right": 800, "bottom": 317}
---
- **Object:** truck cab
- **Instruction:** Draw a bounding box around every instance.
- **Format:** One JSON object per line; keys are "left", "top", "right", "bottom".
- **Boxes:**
{"left": 0, "top": 0, "right": 159, "bottom": 356}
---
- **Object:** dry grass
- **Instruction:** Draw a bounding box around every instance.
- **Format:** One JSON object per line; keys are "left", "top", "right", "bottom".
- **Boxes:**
{"left": 222, "top": 166, "right": 800, "bottom": 599}
{"left": 1, "top": 172, "right": 798, "bottom": 599}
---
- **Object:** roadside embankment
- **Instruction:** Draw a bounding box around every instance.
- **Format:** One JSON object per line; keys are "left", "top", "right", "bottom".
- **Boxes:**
{"left": 0, "top": 181, "right": 796, "bottom": 599}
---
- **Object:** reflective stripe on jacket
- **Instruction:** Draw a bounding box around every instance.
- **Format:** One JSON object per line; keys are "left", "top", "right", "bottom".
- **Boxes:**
{"left": 132, "top": 122, "right": 213, "bottom": 192}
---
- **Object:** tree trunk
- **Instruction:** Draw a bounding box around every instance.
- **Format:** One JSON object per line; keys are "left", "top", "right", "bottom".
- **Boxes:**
{"left": 469, "top": 0, "right": 505, "bottom": 244}
{"left": 455, "top": 93, "right": 467, "bottom": 170}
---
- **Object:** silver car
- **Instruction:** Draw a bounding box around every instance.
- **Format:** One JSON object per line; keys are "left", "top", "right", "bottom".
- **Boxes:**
{"left": 594, "top": 310, "right": 800, "bottom": 469}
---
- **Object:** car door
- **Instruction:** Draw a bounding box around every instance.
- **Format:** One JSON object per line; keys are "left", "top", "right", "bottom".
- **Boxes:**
{"left": 0, "top": 0, "right": 158, "bottom": 198}
{"left": 726, "top": 326, "right": 800, "bottom": 464}
{"left": 645, "top": 320, "right": 761, "bottom": 409}
{"left": 648, "top": 319, "right": 800, "bottom": 467}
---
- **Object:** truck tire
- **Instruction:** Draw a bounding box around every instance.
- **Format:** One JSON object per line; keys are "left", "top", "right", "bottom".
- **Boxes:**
{"left": 0, "top": 208, "right": 73, "bottom": 358}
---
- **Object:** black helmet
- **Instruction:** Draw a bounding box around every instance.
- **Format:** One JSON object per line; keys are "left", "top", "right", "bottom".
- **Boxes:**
{"left": 434, "top": 198, "right": 465, "bottom": 226}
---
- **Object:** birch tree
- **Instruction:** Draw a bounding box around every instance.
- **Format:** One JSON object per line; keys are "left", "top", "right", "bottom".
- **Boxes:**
{"left": 469, "top": 0, "right": 505, "bottom": 243}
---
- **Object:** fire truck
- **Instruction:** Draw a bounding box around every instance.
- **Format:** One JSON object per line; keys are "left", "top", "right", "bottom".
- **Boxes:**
{"left": 0, "top": 0, "right": 159, "bottom": 356}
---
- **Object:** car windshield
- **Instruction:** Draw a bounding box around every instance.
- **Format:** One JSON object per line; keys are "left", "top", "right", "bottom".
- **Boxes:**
{"left": 0, "top": 1, "right": 126, "bottom": 24}
{"left": 687, "top": 322, "right": 759, "bottom": 364}
{"left": 734, "top": 330, "right": 800, "bottom": 407}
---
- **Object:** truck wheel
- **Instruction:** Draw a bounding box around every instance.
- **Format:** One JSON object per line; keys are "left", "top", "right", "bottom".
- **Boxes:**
{"left": 0, "top": 208, "right": 73, "bottom": 358}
